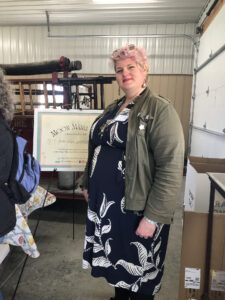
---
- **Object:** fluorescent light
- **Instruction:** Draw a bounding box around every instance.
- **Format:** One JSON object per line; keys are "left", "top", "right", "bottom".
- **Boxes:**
{"left": 93, "top": 0, "right": 150, "bottom": 3}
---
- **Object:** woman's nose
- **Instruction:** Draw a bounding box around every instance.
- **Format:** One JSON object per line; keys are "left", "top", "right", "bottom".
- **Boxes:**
{"left": 122, "top": 68, "right": 129, "bottom": 76}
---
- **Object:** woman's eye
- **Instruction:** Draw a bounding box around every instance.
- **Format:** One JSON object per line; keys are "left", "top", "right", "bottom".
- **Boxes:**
{"left": 116, "top": 69, "right": 122, "bottom": 73}
{"left": 128, "top": 66, "right": 135, "bottom": 69}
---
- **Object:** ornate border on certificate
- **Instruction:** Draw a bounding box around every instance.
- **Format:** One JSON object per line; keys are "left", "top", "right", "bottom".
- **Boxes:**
{"left": 33, "top": 109, "right": 103, "bottom": 171}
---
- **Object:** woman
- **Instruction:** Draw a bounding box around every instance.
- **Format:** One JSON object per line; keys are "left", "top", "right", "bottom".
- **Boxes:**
{"left": 79, "top": 45, "right": 184, "bottom": 300}
{"left": 0, "top": 68, "right": 16, "bottom": 239}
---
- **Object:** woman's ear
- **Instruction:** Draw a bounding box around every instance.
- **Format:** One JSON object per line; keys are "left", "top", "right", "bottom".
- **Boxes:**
{"left": 143, "top": 63, "right": 150, "bottom": 73}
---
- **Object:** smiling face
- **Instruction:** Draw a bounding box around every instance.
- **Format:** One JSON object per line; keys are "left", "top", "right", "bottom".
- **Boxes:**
{"left": 115, "top": 58, "right": 147, "bottom": 97}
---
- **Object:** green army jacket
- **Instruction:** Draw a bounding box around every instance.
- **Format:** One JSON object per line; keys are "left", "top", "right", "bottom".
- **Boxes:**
{"left": 78, "top": 87, "right": 184, "bottom": 224}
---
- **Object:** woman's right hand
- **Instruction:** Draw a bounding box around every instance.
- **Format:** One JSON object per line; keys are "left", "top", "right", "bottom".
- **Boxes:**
{"left": 82, "top": 189, "right": 89, "bottom": 202}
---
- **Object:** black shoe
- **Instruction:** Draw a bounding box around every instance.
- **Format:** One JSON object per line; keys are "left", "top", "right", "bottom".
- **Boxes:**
{"left": 109, "top": 298, "right": 115, "bottom": 300}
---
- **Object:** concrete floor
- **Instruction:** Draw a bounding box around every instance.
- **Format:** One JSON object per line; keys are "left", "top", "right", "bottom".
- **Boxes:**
{"left": 0, "top": 179, "right": 185, "bottom": 300}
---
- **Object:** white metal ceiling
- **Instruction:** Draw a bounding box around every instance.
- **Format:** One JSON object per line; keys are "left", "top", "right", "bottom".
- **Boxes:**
{"left": 0, "top": 0, "right": 209, "bottom": 26}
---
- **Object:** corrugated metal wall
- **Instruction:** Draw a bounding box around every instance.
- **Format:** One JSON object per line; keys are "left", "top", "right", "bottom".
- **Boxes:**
{"left": 0, "top": 23, "right": 195, "bottom": 74}
{"left": 190, "top": 6, "right": 225, "bottom": 158}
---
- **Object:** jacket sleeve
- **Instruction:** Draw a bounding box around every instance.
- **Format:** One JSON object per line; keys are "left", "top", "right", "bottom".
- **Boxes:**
{"left": 144, "top": 102, "right": 185, "bottom": 224}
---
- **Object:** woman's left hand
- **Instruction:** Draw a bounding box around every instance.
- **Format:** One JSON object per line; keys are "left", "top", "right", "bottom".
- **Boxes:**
{"left": 135, "top": 217, "right": 156, "bottom": 239}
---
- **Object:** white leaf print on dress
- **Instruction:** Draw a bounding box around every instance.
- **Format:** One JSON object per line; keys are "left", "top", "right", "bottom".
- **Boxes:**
{"left": 105, "top": 238, "right": 112, "bottom": 256}
{"left": 92, "top": 256, "right": 112, "bottom": 268}
{"left": 90, "top": 145, "right": 101, "bottom": 178}
{"left": 94, "top": 226, "right": 101, "bottom": 237}
{"left": 154, "top": 224, "right": 164, "bottom": 241}
{"left": 131, "top": 242, "right": 148, "bottom": 267}
{"left": 117, "top": 161, "right": 125, "bottom": 180}
{"left": 131, "top": 282, "right": 139, "bottom": 292}
{"left": 87, "top": 207, "right": 100, "bottom": 224}
{"left": 93, "top": 243, "right": 104, "bottom": 253}
{"left": 141, "top": 270, "right": 159, "bottom": 283}
{"left": 115, "top": 281, "right": 132, "bottom": 290}
{"left": 107, "top": 122, "right": 123, "bottom": 146}
{"left": 155, "top": 254, "right": 160, "bottom": 268}
{"left": 100, "top": 193, "right": 115, "bottom": 218}
{"left": 115, "top": 260, "right": 143, "bottom": 276}
{"left": 113, "top": 122, "right": 123, "bottom": 143}
{"left": 153, "top": 282, "right": 161, "bottom": 295}
{"left": 118, "top": 160, "right": 123, "bottom": 172}
{"left": 144, "top": 262, "right": 155, "bottom": 271}
{"left": 154, "top": 239, "right": 161, "bottom": 254}
{"left": 82, "top": 259, "right": 90, "bottom": 269}
{"left": 85, "top": 236, "right": 95, "bottom": 244}
{"left": 83, "top": 193, "right": 115, "bottom": 270}
{"left": 120, "top": 197, "right": 126, "bottom": 214}
{"left": 102, "top": 219, "right": 112, "bottom": 235}
{"left": 84, "top": 235, "right": 95, "bottom": 248}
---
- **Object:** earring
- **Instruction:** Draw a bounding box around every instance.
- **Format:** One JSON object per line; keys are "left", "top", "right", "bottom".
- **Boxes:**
{"left": 142, "top": 82, "right": 146, "bottom": 88}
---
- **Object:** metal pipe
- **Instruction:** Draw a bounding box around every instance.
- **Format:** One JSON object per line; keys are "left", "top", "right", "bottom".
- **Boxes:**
{"left": 192, "top": 125, "right": 225, "bottom": 138}
{"left": 48, "top": 33, "right": 196, "bottom": 42}
{"left": 195, "top": 43, "right": 225, "bottom": 74}
{"left": 188, "top": 39, "right": 200, "bottom": 155}
{"left": 45, "top": 10, "right": 195, "bottom": 43}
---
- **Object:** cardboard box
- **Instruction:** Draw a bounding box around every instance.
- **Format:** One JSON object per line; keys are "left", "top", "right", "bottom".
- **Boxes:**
{"left": 179, "top": 211, "right": 225, "bottom": 300}
{"left": 184, "top": 156, "right": 225, "bottom": 212}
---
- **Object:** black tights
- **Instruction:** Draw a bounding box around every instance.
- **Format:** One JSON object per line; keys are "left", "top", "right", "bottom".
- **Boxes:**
{"left": 115, "top": 287, "right": 155, "bottom": 300}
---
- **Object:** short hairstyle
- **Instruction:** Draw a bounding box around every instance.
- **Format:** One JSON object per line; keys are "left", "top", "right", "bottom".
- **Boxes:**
{"left": 0, "top": 68, "right": 14, "bottom": 121}
{"left": 110, "top": 44, "right": 149, "bottom": 72}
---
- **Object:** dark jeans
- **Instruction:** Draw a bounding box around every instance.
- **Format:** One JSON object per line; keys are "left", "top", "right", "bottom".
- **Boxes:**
{"left": 115, "top": 287, "right": 155, "bottom": 300}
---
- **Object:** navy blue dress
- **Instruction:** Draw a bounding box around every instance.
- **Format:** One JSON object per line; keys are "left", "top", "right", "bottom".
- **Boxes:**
{"left": 83, "top": 102, "right": 170, "bottom": 296}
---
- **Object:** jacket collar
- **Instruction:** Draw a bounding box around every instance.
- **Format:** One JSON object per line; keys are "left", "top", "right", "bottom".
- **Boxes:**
{"left": 106, "top": 87, "right": 153, "bottom": 115}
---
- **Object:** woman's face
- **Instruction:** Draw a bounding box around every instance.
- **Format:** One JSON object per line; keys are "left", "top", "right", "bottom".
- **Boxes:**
{"left": 115, "top": 58, "right": 147, "bottom": 95}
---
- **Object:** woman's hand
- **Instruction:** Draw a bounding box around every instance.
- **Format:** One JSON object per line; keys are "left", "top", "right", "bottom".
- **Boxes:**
{"left": 82, "top": 189, "right": 89, "bottom": 202}
{"left": 135, "top": 217, "right": 156, "bottom": 239}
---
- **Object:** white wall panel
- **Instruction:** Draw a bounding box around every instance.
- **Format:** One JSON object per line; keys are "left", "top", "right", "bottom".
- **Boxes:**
{"left": 197, "top": 7, "right": 225, "bottom": 66}
{"left": 193, "top": 50, "right": 225, "bottom": 134}
{"left": 190, "top": 5, "right": 225, "bottom": 158}
{"left": 0, "top": 23, "right": 195, "bottom": 74}
{"left": 191, "top": 130, "right": 225, "bottom": 158}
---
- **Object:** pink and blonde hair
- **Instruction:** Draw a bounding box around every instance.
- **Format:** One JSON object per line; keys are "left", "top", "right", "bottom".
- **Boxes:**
{"left": 110, "top": 44, "right": 149, "bottom": 72}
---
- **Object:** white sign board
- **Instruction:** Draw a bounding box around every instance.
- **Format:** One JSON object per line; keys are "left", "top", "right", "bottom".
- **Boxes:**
{"left": 33, "top": 108, "right": 102, "bottom": 171}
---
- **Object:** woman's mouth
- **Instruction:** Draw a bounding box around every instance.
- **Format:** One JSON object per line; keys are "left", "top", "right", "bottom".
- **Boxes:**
{"left": 123, "top": 78, "right": 132, "bottom": 82}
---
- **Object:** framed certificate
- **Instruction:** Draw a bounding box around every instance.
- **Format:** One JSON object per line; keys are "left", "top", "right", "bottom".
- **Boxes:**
{"left": 33, "top": 108, "right": 103, "bottom": 171}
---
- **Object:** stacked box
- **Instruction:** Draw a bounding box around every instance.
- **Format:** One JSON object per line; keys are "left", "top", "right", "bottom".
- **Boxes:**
{"left": 179, "top": 211, "right": 225, "bottom": 300}
{"left": 184, "top": 156, "right": 225, "bottom": 212}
